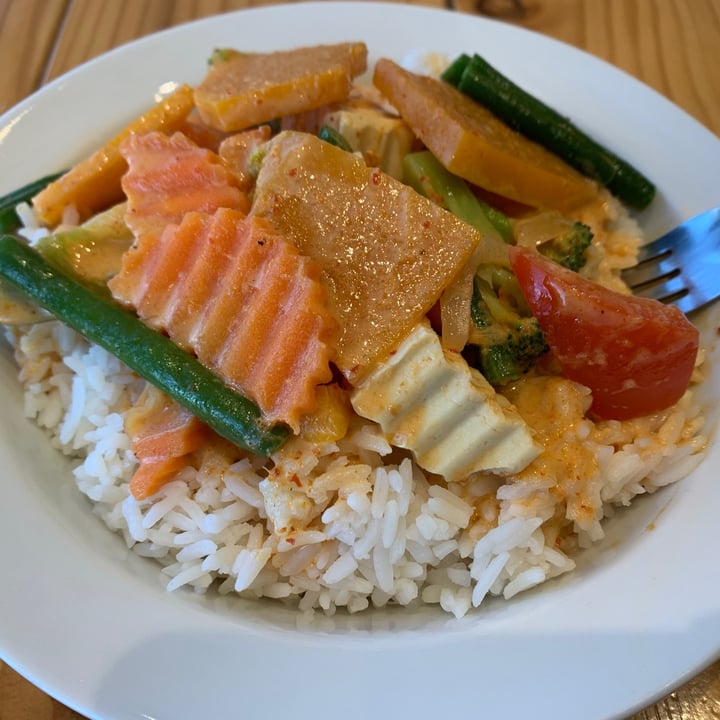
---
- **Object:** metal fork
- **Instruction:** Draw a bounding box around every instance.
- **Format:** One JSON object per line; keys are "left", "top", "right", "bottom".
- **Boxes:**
{"left": 621, "top": 207, "right": 720, "bottom": 315}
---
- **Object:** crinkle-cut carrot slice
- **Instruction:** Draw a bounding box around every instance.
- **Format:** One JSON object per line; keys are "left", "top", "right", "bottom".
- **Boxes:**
{"left": 126, "top": 383, "right": 212, "bottom": 460}
{"left": 238, "top": 266, "right": 331, "bottom": 416}
{"left": 134, "top": 216, "right": 208, "bottom": 332}
{"left": 110, "top": 208, "right": 337, "bottom": 433}
{"left": 109, "top": 130, "right": 251, "bottom": 309}
{"left": 186, "top": 226, "right": 267, "bottom": 357}
{"left": 125, "top": 383, "right": 215, "bottom": 500}
{"left": 214, "top": 239, "right": 299, "bottom": 382}
{"left": 162, "top": 213, "right": 237, "bottom": 348}
{"left": 194, "top": 42, "right": 367, "bottom": 132}
{"left": 105, "top": 226, "right": 163, "bottom": 310}
{"left": 210, "top": 216, "right": 337, "bottom": 431}
{"left": 120, "top": 130, "right": 250, "bottom": 242}
{"left": 32, "top": 85, "right": 196, "bottom": 228}
{"left": 253, "top": 310, "right": 333, "bottom": 425}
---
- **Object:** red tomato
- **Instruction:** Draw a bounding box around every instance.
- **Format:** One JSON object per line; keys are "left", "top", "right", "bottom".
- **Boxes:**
{"left": 509, "top": 246, "right": 699, "bottom": 420}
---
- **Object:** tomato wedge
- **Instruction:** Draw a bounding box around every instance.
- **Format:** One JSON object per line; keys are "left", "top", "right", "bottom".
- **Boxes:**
{"left": 508, "top": 246, "right": 699, "bottom": 420}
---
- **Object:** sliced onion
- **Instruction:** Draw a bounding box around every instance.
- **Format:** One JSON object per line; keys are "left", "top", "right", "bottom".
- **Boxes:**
{"left": 439, "top": 232, "right": 512, "bottom": 351}
{"left": 439, "top": 243, "right": 484, "bottom": 351}
{"left": 440, "top": 270, "right": 473, "bottom": 351}
{"left": 512, "top": 211, "right": 571, "bottom": 249}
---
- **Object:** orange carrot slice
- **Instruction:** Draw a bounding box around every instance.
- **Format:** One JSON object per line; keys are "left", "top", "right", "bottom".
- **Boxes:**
{"left": 129, "top": 456, "right": 191, "bottom": 501}
{"left": 109, "top": 130, "right": 251, "bottom": 310}
{"left": 120, "top": 130, "right": 250, "bottom": 242}
{"left": 111, "top": 208, "right": 337, "bottom": 432}
{"left": 161, "top": 213, "right": 234, "bottom": 347}
{"left": 125, "top": 384, "right": 215, "bottom": 500}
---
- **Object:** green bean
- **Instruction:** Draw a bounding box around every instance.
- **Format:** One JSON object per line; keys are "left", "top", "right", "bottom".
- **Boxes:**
{"left": 0, "top": 234, "right": 289, "bottom": 456}
{"left": 444, "top": 54, "right": 656, "bottom": 209}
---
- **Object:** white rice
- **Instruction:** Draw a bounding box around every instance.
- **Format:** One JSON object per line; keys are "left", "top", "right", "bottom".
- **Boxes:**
{"left": 4, "top": 312, "right": 708, "bottom": 618}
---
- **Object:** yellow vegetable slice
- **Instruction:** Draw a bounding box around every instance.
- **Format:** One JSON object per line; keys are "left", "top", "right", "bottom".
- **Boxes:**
{"left": 32, "top": 84, "right": 195, "bottom": 227}
{"left": 299, "top": 384, "right": 352, "bottom": 443}
{"left": 373, "top": 59, "right": 600, "bottom": 212}
{"left": 194, "top": 43, "right": 367, "bottom": 132}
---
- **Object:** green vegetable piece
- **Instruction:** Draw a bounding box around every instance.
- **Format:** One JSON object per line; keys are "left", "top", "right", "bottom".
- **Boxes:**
{"left": 318, "top": 125, "right": 354, "bottom": 153}
{"left": 470, "top": 281, "right": 492, "bottom": 329}
{"left": 474, "top": 318, "right": 549, "bottom": 385}
{"left": 0, "top": 170, "right": 66, "bottom": 234}
{"left": 469, "top": 264, "right": 548, "bottom": 384}
{"left": 0, "top": 234, "right": 289, "bottom": 456}
{"left": 34, "top": 202, "right": 133, "bottom": 290}
{"left": 403, "top": 151, "right": 513, "bottom": 243}
{"left": 208, "top": 48, "right": 243, "bottom": 66}
{"left": 1, "top": 202, "right": 132, "bottom": 322}
{"left": 440, "top": 53, "right": 472, "bottom": 86}
{"left": 481, "top": 344, "right": 524, "bottom": 386}
{"left": 474, "top": 274, "right": 518, "bottom": 326}
{"left": 487, "top": 266, "right": 528, "bottom": 308}
{"left": 446, "top": 53, "right": 656, "bottom": 209}
{"left": 537, "top": 221, "right": 593, "bottom": 272}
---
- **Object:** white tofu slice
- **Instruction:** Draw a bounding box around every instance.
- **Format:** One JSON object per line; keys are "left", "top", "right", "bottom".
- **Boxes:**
{"left": 351, "top": 321, "right": 541, "bottom": 481}
{"left": 323, "top": 106, "right": 415, "bottom": 180}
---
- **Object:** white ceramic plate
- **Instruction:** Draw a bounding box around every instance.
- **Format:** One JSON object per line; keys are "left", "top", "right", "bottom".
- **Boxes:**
{"left": 1, "top": 4, "right": 719, "bottom": 719}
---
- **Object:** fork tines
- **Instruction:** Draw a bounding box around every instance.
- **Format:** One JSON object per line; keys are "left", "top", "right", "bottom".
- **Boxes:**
{"left": 622, "top": 241, "right": 687, "bottom": 306}
{"left": 621, "top": 208, "right": 720, "bottom": 315}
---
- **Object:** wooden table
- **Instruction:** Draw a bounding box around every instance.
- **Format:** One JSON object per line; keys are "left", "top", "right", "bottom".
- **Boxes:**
{"left": 0, "top": 1, "right": 718, "bottom": 718}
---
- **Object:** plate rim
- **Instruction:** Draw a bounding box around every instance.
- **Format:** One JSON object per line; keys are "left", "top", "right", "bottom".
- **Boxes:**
{"left": 1, "top": 4, "right": 720, "bottom": 720}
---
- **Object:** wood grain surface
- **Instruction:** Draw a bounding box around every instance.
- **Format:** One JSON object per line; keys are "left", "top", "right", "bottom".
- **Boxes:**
{"left": 0, "top": 1, "right": 718, "bottom": 719}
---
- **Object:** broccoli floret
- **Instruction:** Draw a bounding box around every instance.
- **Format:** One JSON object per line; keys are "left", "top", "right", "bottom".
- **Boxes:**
{"left": 537, "top": 221, "right": 593, "bottom": 272}
{"left": 480, "top": 322, "right": 548, "bottom": 385}
{"left": 469, "top": 265, "right": 549, "bottom": 385}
